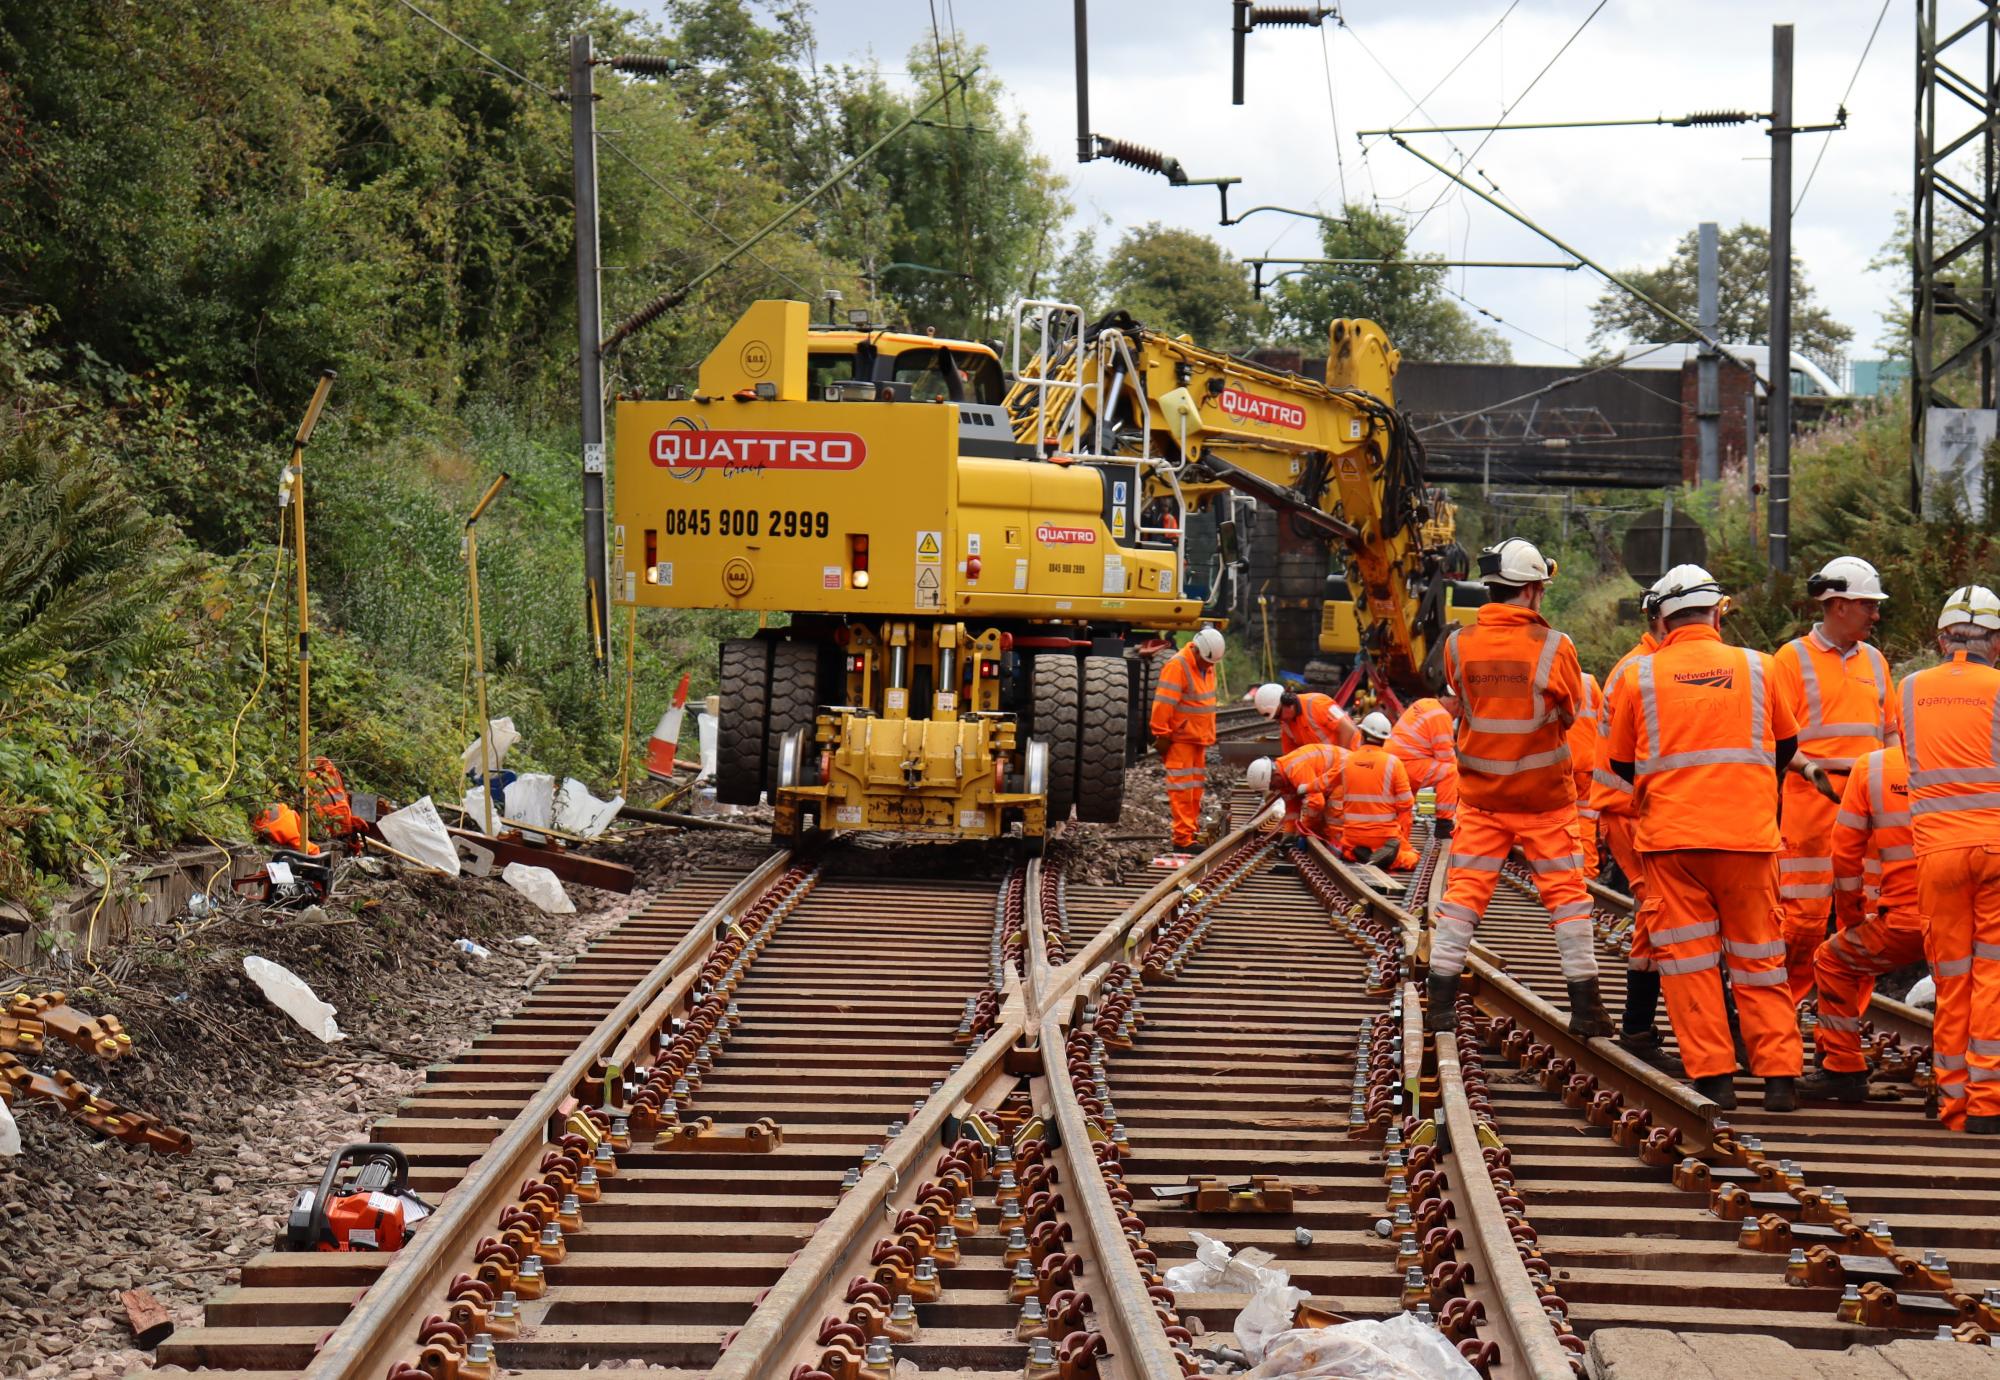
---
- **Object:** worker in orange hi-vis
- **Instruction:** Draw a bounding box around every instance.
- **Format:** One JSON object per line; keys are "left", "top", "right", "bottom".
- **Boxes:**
{"left": 1901, "top": 585, "right": 2000, "bottom": 1134}
{"left": 1151, "top": 627, "right": 1226, "bottom": 850}
{"left": 1247, "top": 744, "right": 1348, "bottom": 846}
{"left": 1339, "top": 712, "right": 1419, "bottom": 870}
{"left": 1607, "top": 564, "right": 1805, "bottom": 1112}
{"left": 1428, "top": 538, "right": 1614, "bottom": 1039}
{"left": 1252, "top": 683, "right": 1361, "bottom": 754}
{"left": 1770, "top": 556, "right": 1899, "bottom": 1003}
{"left": 1596, "top": 579, "right": 1671, "bottom": 1057}
{"left": 1385, "top": 687, "right": 1461, "bottom": 836}
{"left": 1801, "top": 744, "right": 1924, "bottom": 1102}
{"left": 1568, "top": 670, "right": 1605, "bottom": 879}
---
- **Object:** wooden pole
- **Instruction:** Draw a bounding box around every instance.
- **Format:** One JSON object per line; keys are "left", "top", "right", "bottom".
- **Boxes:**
{"left": 289, "top": 370, "right": 335, "bottom": 847}
{"left": 466, "top": 473, "right": 510, "bottom": 834}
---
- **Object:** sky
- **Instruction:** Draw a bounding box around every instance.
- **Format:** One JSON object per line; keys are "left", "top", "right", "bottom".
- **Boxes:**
{"left": 719, "top": 1, "right": 1922, "bottom": 370}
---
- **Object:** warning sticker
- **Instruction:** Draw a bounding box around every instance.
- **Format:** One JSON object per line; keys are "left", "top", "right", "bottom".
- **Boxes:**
{"left": 915, "top": 564, "right": 942, "bottom": 609}
{"left": 835, "top": 804, "right": 863, "bottom": 825}
{"left": 1101, "top": 554, "right": 1125, "bottom": 596}
{"left": 967, "top": 532, "right": 982, "bottom": 556}
{"left": 958, "top": 808, "right": 988, "bottom": 830}
{"left": 916, "top": 530, "right": 942, "bottom": 561}
{"left": 656, "top": 562, "right": 674, "bottom": 587}
{"left": 1112, "top": 480, "right": 1128, "bottom": 506}
{"left": 1112, "top": 508, "right": 1127, "bottom": 538}
{"left": 1014, "top": 558, "right": 1029, "bottom": 591}
{"left": 935, "top": 692, "right": 957, "bottom": 712}
{"left": 886, "top": 688, "right": 907, "bottom": 712}
{"left": 822, "top": 566, "right": 843, "bottom": 590}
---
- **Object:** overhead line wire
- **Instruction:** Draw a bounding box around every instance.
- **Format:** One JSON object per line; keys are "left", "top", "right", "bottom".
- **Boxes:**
{"left": 1794, "top": 0, "right": 1890, "bottom": 215}
{"left": 1317, "top": 25, "right": 1350, "bottom": 210}
{"left": 387, "top": 0, "right": 560, "bottom": 100}
{"left": 1361, "top": 0, "right": 1520, "bottom": 155}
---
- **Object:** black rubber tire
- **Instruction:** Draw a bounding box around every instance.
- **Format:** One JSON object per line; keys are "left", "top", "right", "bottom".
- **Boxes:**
{"left": 764, "top": 639, "right": 820, "bottom": 791}
{"left": 1031, "top": 654, "right": 1081, "bottom": 824}
{"left": 1076, "top": 655, "right": 1131, "bottom": 823}
{"left": 715, "top": 638, "right": 771, "bottom": 805}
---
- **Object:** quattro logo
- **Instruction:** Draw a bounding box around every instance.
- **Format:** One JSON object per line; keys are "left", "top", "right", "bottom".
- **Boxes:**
{"left": 1216, "top": 387, "right": 1306, "bottom": 430}
{"left": 1036, "top": 523, "right": 1097, "bottom": 545}
{"left": 652, "top": 429, "right": 866, "bottom": 470}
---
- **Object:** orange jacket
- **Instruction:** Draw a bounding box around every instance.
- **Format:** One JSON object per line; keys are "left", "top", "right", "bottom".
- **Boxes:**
{"left": 1831, "top": 747, "right": 1916, "bottom": 926}
{"left": 1590, "top": 634, "right": 1658, "bottom": 819}
{"left": 1607, "top": 624, "right": 1796, "bottom": 854}
{"left": 1273, "top": 743, "right": 1348, "bottom": 836}
{"left": 1442, "top": 602, "right": 1582, "bottom": 813}
{"left": 1150, "top": 645, "right": 1217, "bottom": 745}
{"left": 1771, "top": 627, "right": 1898, "bottom": 780}
{"left": 1280, "top": 691, "right": 1361, "bottom": 755}
{"left": 1568, "top": 672, "right": 1603, "bottom": 818}
{"left": 1385, "top": 698, "right": 1455, "bottom": 775}
{"left": 1341, "top": 745, "right": 1413, "bottom": 844}
{"left": 1901, "top": 652, "right": 2000, "bottom": 855}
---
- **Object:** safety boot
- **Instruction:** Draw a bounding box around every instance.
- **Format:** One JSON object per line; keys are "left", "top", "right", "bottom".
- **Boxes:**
{"left": 1565, "top": 978, "right": 1616, "bottom": 1039}
{"left": 1424, "top": 973, "right": 1460, "bottom": 1033}
{"left": 1432, "top": 817, "right": 1454, "bottom": 840}
{"left": 1616, "top": 1027, "right": 1686, "bottom": 1077}
{"left": 1366, "top": 841, "right": 1401, "bottom": 869}
{"left": 1621, "top": 968, "right": 1662, "bottom": 1036}
{"left": 1762, "top": 1076, "right": 1798, "bottom": 1113}
{"left": 1966, "top": 1116, "right": 2000, "bottom": 1135}
{"left": 1691, "top": 1073, "right": 1737, "bottom": 1110}
{"left": 1795, "top": 1068, "right": 1869, "bottom": 1103}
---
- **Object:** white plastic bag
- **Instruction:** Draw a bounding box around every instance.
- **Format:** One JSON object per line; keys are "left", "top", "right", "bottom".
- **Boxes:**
{"left": 554, "top": 778, "right": 623, "bottom": 839}
{"left": 1240, "top": 1315, "right": 1480, "bottom": 1378}
{"left": 461, "top": 716, "right": 519, "bottom": 774}
{"left": 1234, "top": 1272, "right": 1312, "bottom": 1365}
{"left": 461, "top": 784, "right": 497, "bottom": 835}
{"left": 504, "top": 773, "right": 557, "bottom": 837}
{"left": 377, "top": 796, "right": 462, "bottom": 877}
{"left": 502, "top": 862, "right": 575, "bottom": 915}
{"left": 0, "top": 1095, "right": 19, "bottom": 1156}
{"left": 1906, "top": 973, "right": 1936, "bottom": 1008}
{"left": 243, "top": 956, "right": 345, "bottom": 1043}
{"left": 1163, "top": 1230, "right": 1235, "bottom": 1291}
{"left": 697, "top": 711, "right": 719, "bottom": 782}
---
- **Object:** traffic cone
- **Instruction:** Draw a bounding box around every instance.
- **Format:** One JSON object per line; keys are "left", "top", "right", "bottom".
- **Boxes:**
{"left": 647, "top": 674, "right": 691, "bottom": 781}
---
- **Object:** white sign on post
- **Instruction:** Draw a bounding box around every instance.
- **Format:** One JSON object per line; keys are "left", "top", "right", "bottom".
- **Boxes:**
{"left": 1926, "top": 407, "right": 1997, "bottom": 519}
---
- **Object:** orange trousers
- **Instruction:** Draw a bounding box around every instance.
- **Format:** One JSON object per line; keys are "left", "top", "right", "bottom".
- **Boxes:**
{"left": 1342, "top": 838, "right": 1420, "bottom": 869}
{"left": 1163, "top": 740, "right": 1207, "bottom": 848}
{"left": 1916, "top": 844, "right": 2000, "bottom": 1130}
{"left": 1432, "top": 801, "right": 1594, "bottom": 980}
{"left": 1641, "top": 849, "right": 1803, "bottom": 1081}
{"left": 1576, "top": 807, "right": 1601, "bottom": 879}
{"left": 1779, "top": 781, "right": 1839, "bottom": 1001}
{"left": 1812, "top": 907, "right": 1927, "bottom": 1075}
{"left": 1600, "top": 813, "right": 1651, "bottom": 969}
{"left": 1402, "top": 757, "right": 1459, "bottom": 821}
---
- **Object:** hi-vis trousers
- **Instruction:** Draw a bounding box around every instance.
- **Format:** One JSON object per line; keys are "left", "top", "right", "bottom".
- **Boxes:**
{"left": 1163, "top": 741, "right": 1207, "bottom": 849}
{"left": 1432, "top": 802, "right": 1596, "bottom": 981}
{"left": 1916, "top": 843, "right": 2000, "bottom": 1130}
{"left": 1812, "top": 908, "right": 1927, "bottom": 1075}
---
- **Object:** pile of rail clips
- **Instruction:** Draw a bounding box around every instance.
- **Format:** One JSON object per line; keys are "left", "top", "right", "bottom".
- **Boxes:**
{"left": 0, "top": 989, "right": 193, "bottom": 1156}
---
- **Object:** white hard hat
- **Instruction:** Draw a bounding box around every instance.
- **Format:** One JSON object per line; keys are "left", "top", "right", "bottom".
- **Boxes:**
{"left": 1477, "top": 537, "right": 1556, "bottom": 587}
{"left": 1246, "top": 757, "right": 1274, "bottom": 794}
{"left": 1360, "top": 711, "right": 1393, "bottom": 741}
{"left": 1252, "top": 683, "right": 1284, "bottom": 718}
{"left": 1192, "top": 627, "right": 1226, "bottom": 663}
{"left": 1938, "top": 585, "right": 2000, "bottom": 632}
{"left": 1640, "top": 572, "right": 1673, "bottom": 619}
{"left": 1808, "top": 555, "right": 1888, "bottom": 603}
{"left": 1654, "top": 563, "right": 1726, "bottom": 618}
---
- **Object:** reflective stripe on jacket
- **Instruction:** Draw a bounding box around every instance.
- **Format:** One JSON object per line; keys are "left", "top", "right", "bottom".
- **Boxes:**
{"left": 1901, "top": 653, "right": 2000, "bottom": 855}
{"left": 1772, "top": 627, "right": 1898, "bottom": 773}
{"left": 1342, "top": 745, "right": 1413, "bottom": 842}
{"left": 1590, "top": 635, "right": 1658, "bottom": 818}
{"left": 1280, "top": 692, "right": 1360, "bottom": 755}
{"left": 1275, "top": 743, "right": 1348, "bottom": 833}
{"left": 1442, "top": 602, "right": 1582, "bottom": 813}
{"left": 1385, "top": 698, "right": 1455, "bottom": 770}
{"left": 1608, "top": 623, "right": 1795, "bottom": 854}
{"left": 1150, "top": 645, "right": 1217, "bottom": 745}
{"left": 1831, "top": 746, "right": 1916, "bottom": 922}
{"left": 1569, "top": 672, "right": 1603, "bottom": 818}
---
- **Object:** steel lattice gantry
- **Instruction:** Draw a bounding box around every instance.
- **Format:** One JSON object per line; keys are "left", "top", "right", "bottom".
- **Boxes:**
{"left": 1913, "top": 0, "right": 2000, "bottom": 510}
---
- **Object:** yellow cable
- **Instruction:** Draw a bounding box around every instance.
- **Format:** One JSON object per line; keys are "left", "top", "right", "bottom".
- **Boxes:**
{"left": 618, "top": 602, "right": 638, "bottom": 798}
{"left": 201, "top": 509, "right": 289, "bottom": 805}
{"left": 76, "top": 840, "right": 112, "bottom": 974}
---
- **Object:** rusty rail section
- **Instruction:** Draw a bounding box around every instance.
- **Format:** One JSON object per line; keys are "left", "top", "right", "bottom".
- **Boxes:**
{"left": 1419, "top": 825, "right": 2000, "bottom": 1354}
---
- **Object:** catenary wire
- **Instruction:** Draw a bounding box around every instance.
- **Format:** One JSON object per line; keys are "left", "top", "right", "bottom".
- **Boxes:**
{"left": 1794, "top": 0, "right": 1891, "bottom": 216}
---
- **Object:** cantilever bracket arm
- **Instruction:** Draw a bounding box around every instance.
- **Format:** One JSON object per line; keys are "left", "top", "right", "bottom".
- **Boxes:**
{"left": 1214, "top": 180, "right": 1345, "bottom": 229}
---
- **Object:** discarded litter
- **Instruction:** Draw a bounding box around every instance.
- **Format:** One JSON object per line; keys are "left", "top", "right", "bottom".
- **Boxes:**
{"left": 376, "top": 797, "right": 462, "bottom": 877}
{"left": 0, "top": 1094, "right": 19, "bottom": 1156}
{"left": 243, "top": 956, "right": 345, "bottom": 1043}
{"left": 1237, "top": 1314, "right": 1479, "bottom": 1378}
{"left": 1905, "top": 974, "right": 1936, "bottom": 1008}
{"left": 554, "top": 777, "right": 623, "bottom": 839}
{"left": 502, "top": 862, "right": 575, "bottom": 915}
{"left": 1163, "top": 1233, "right": 1307, "bottom": 1365}
{"left": 513, "top": 934, "right": 542, "bottom": 947}
{"left": 503, "top": 772, "right": 557, "bottom": 836}
{"left": 697, "top": 710, "right": 719, "bottom": 782}
{"left": 454, "top": 938, "right": 492, "bottom": 959}
{"left": 461, "top": 716, "right": 520, "bottom": 773}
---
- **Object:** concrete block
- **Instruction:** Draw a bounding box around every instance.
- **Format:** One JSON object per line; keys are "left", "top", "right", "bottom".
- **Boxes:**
{"left": 1588, "top": 1328, "right": 1717, "bottom": 1380}
{"left": 1877, "top": 1339, "right": 2000, "bottom": 1380}
{"left": 1811, "top": 1346, "right": 1912, "bottom": 1380}
{"left": 1685, "top": 1332, "right": 1826, "bottom": 1380}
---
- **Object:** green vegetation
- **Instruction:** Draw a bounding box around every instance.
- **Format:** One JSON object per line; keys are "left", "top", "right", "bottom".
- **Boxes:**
{"left": 0, "top": 0, "right": 1074, "bottom": 910}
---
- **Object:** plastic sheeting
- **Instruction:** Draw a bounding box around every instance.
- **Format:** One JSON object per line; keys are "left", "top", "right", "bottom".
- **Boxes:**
{"left": 554, "top": 778, "right": 623, "bottom": 839}
{"left": 243, "top": 956, "right": 345, "bottom": 1043}
{"left": 461, "top": 716, "right": 519, "bottom": 774}
{"left": 502, "top": 862, "right": 575, "bottom": 915}
{"left": 1905, "top": 974, "right": 1936, "bottom": 1008}
{"left": 377, "top": 797, "right": 462, "bottom": 877}
{"left": 1162, "top": 1233, "right": 1306, "bottom": 1365}
{"left": 504, "top": 773, "right": 557, "bottom": 837}
{"left": 0, "top": 1095, "right": 18, "bottom": 1157}
{"left": 697, "top": 712, "right": 718, "bottom": 782}
{"left": 1239, "top": 1315, "right": 1479, "bottom": 1378}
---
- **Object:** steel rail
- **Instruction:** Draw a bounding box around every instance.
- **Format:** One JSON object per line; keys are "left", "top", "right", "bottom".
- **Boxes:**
{"left": 302, "top": 848, "right": 798, "bottom": 1378}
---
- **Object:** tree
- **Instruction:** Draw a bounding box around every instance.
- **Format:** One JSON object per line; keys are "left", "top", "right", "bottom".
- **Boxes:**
{"left": 1094, "top": 224, "right": 1262, "bottom": 350}
{"left": 1588, "top": 222, "right": 1853, "bottom": 371}
{"left": 1267, "top": 205, "right": 1511, "bottom": 363}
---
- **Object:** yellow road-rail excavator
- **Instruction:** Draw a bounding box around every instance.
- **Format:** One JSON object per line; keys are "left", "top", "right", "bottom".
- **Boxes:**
{"left": 612, "top": 298, "right": 1468, "bottom": 847}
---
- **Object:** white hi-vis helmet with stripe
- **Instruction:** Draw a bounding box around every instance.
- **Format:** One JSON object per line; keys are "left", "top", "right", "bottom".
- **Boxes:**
{"left": 1808, "top": 555, "right": 1888, "bottom": 603}
{"left": 1252, "top": 683, "right": 1285, "bottom": 717}
{"left": 1655, "top": 564, "right": 1727, "bottom": 618}
{"left": 1192, "top": 627, "right": 1226, "bottom": 663}
{"left": 1360, "top": 711, "right": 1393, "bottom": 741}
{"left": 1937, "top": 585, "right": 2000, "bottom": 632}
{"left": 1246, "top": 757, "right": 1275, "bottom": 794}
{"left": 1478, "top": 537, "right": 1557, "bottom": 587}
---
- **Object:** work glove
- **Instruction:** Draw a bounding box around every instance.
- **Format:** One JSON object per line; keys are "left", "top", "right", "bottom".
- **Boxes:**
{"left": 1367, "top": 841, "right": 1401, "bottom": 869}
{"left": 1153, "top": 735, "right": 1174, "bottom": 757}
{"left": 1800, "top": 760, "right": 1841, "bottom": 803}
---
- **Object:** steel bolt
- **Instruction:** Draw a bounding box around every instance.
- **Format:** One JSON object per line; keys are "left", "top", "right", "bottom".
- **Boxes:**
{"left": 1029, "top": 1337, "right": 1056, "bottom": 1364}
{"left": 1020, "top": 1296, "right": 1045, "bottom": 1323}
{"left": 493, "top": 1292, "right": 517, "bottom": 1320}
{"left": 864, "top": 1338, "right": 894, "bottom": 1365}
{"left": 890, "top": 1294, "right": 916, "bottom": 1324}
